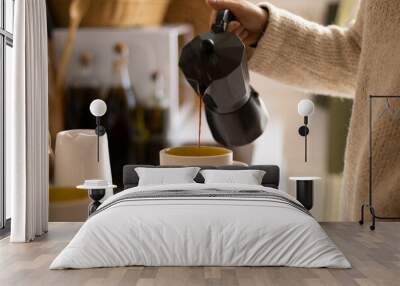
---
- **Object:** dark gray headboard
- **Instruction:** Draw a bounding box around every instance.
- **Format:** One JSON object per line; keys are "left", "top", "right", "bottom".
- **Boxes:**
{"left": 123, "top": 165, "right": 280, "bottom": 189}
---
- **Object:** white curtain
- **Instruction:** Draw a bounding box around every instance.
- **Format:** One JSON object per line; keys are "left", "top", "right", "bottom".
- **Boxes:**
{"left": 8, "top": 0, "right": 49, "bottom": 242}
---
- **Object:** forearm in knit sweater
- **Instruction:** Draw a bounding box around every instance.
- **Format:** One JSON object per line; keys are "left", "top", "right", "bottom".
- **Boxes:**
{"left": 249, "top": 2, "right": 364, "bottom": 98}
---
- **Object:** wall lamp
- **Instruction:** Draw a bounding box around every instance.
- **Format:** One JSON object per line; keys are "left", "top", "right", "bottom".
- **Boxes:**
{"left": 298, "top": 99, "right": 314, "bottom": 162}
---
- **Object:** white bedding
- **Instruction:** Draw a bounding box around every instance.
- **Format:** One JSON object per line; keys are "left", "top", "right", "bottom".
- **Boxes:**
{"left": 50, "top": 183, "right": 350, "bottom": 269}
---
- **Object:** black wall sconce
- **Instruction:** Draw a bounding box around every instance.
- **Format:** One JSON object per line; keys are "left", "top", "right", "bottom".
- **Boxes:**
{"left": 89, "top": 99, "right": 107, "bottom": 162}
{"left": 297, "top": 99, "right": 314, "bottom": 162}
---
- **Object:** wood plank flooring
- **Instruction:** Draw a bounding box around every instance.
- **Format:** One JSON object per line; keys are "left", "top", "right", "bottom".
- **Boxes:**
{"left": 0, "top": 222, "right": 399, "bottom": 286}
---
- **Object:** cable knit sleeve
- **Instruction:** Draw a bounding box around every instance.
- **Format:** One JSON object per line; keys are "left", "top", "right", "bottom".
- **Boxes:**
{"left": 249, "top": 2, "right": 364, "bottom": 98}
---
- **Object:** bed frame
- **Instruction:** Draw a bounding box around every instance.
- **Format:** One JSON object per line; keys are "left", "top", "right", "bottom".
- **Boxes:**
{"left": 123, "top": 165, "right": 280, "bottom": 190}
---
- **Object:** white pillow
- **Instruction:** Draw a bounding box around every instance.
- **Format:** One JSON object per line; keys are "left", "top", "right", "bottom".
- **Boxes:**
{"left": 135, "top": 167, "right": 200, "bottom": 186}
{"left": 200, "top": 169, "right": 266, "bottom": 185}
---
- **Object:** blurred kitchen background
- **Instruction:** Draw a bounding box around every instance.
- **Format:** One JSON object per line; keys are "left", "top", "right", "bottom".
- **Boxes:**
{"left": 40, "top": 0, "right": 358, "bottom": 222}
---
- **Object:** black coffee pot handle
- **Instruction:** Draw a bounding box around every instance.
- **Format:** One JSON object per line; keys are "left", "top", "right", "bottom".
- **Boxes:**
{"left": 212, "top": 10, "right": 236, "bottom": 33}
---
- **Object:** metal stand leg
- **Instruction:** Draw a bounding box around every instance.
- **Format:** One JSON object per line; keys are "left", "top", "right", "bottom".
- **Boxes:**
{"left": 369, "top": 207, "right": 376, "bottom": 231}
{"left": 88, "top": 201, "right": 102, "bottom": 216}
{"left": 88, "top": 189, "right": 105, "bottom": 216}
{"left": 359, "top": 204, "right": 365, "bottom": 225}
{"left": 359, "top": 204, "right": 376, "bottom": 231}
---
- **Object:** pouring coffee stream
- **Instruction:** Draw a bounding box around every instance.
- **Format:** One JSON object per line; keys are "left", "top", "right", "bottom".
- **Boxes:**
{"left": 198, "top": 95, "right": 203, "bottom": 148}
{"left": 179, "top": 9, "right": 268, "bottom": 147}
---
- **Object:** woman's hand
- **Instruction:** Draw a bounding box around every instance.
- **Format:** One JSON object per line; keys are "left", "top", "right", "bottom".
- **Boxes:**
{"left": 206, "top": 0, "right": 269, "bottom": 46}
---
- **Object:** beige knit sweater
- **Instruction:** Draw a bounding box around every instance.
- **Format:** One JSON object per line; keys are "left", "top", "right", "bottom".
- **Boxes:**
{"left": 250, "top": 1, "right": 400, "bottom": 220}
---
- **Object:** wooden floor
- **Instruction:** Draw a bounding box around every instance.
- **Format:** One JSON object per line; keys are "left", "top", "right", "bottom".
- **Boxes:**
{"left": 0, "top": 222, "right": 399, "bottom": 286}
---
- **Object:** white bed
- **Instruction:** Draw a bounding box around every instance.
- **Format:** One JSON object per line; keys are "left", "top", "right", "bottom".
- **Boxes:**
{"left": 50, "top": 182, "right": 350, "bottom": 269}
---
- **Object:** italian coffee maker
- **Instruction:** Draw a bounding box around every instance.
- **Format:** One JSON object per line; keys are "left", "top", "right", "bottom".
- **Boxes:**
{"left": 179, "top": 10, "right": 268, "bottom": 146}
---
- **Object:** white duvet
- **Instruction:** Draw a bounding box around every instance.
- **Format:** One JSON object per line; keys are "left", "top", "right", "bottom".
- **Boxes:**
{"left": 50, "top": 183, "right": 350, "bottom": 269}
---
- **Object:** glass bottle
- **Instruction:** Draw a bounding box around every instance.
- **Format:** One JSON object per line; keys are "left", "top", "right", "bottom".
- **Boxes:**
{"left": 144, "top": 71, "right": 168, "bottom": 164}
{"left": 65, "top": 52, "right": 100, "bottom": 130}
{"left": 146, "top": 71, "right": 168, "bottom": 134}
{"left": 104, "top": 43, "right": 138, "bottom": 186}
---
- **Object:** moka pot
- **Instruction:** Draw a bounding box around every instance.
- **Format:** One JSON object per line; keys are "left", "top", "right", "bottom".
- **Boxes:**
{"left": 179, "top": 10, "right": 268, "bottom": 147}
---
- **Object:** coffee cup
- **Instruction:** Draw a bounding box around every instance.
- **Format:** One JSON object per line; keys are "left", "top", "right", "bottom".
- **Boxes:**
{"left": 159, "top": 146, "right": 247, "bottom": 166}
